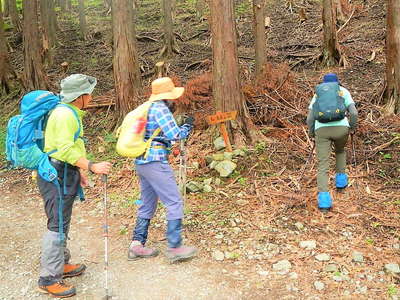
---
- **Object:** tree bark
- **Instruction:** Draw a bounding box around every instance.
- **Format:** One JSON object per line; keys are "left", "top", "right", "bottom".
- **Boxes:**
{"left": 9, "top": 0, "right": 21, "bottom": 32}
{"left": 22, "top": 0, "right": 48, "bottom": 90}
{"left": 0, "top": 0, "right": 14, "bottom": 94}
{"left": 40, "top": 0, "right": 53, "bottom": 65}
{"left": 160, "top": 0, "right": 178, "bottom": 58}
{"left": 112, "top": 0, "right": 142, "bottom": 119}
{"left": 78, "top": 0, "right": 87, "bottom": 40}
{"left": 321, "top": 0, "right": 341, "bottom": 67}
{"left": 383, "top": 0, "right": 400, "bottom": 114}
{"left": 48, "top": 0, "right": 58, "bottom": 45}
{"left": 3, "top": 0, "right": 9, "bottom": 17}
{"left": 209, "top": 0, "right": 256, "bottom": 145}
{"left": 253, "top": 0, "right": 266, "bottom": 78}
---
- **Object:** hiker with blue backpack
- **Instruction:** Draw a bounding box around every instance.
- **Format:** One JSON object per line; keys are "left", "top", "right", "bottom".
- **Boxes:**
{"left": 6, "top": 74, "right": 112, "bottom": 298}
{"left": 307, "top": 73, "right": 358, "bottom": 211}
{"left": 125, "top": 77, "right": 198, "bottom": 263}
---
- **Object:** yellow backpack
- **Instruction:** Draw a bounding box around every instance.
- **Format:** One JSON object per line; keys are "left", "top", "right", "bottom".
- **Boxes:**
{"left": 116, "top": 100, "right": 161, "bottom": 158}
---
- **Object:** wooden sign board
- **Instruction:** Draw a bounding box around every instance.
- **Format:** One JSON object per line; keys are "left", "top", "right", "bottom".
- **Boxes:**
{"left": 206, "top": 111, "right": 238, "bottom": 152}
{"left": 206, "top": 111, "right": 238, "bottom": 125}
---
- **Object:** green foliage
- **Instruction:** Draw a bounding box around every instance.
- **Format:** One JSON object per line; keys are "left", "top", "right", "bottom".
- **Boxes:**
{"left": 235, "top": 0, "right": 252, "bottom": 17}
{"left": 387, "top": 285, "right": 398, "bottom": 297}
{"left": 119, "top": 226, "right": 128, "bottom": 235}
{"left": 365, "top": 238, "right": 374, "bottom": 245}
{"left": 255, "top": 142, "right": 267, "bottom": 154}
{"left": 0, "top": 126, "right": 6, "bottom": 164}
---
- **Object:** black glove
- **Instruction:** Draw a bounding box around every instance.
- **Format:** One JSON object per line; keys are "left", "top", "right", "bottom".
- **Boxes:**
{"left": 184, "top": 115, "right": 195, "bottom": 125}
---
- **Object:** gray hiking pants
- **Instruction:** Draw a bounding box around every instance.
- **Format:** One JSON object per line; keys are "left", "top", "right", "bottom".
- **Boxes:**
{"left": 315, "top": 126, "right": 349, "bottom": 192}
{"left": 37, "top": 161, "right": 80, "bottom": 281}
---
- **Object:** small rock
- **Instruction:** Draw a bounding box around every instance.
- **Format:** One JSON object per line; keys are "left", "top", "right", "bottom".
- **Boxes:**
{"left": 358, "top": 286, "right": 368, "bottom": 294}
{"left": 203, "top": 184, "right": 212, "bottom": 193}
{"left": 213, "top": 137, "right": 226, "bottom": 151}
{"left": 314, "top": 281, "right": 325, "bottom": 290}
{"left": 289, "top": 272, "right": 298, "bottom": 279}
{"left": 257, "top": 270, "right": 269, "bottom": 276}
{"left": 343, "top": 290, "right": 351, "bottom": 296}
{"left": 223, "top": 152, "right": 233, "bottom": 160}
{"left": 233, "top": 149, "right": 246, "bottom": 157}
{"left": 186, "top": 181, "right": 203, "bottom": 193}
{"left": 315, "top": 253, "right": 331, "bottom": 262}
{"left": 384, "top": 263, "right": 400, "bottom": 274}
{"left": 212, "top": 250, "right": 225, "bottom": 261}
{"left": 192, "top": 161, "right": 200, "bottom": 169}
{"left": 215, "top": 178, "right": 221, "bottom": 185}
{"left": 209, "top": 161, "right": 218, "bottom": 169}
{"left": 324, "top": 264, "right": 338, "bottom": 272}
{"left": 352, "top": 251, "right": 364, "bottom": 263}
{"left": 333, "top": 275, "right": 343, "bottom": 282}
{"left": 203, "top": 178, "right": 213, "bottom": 185}
{"left": 393, "top": 243, "right": 400, "bottom": 250}
{"left": 205, "top": 156, "right": 213, "bottom": 165}
{"left": 212, "top": 153, "right": 225, "bottom": 161}
{"left": 232, "top": 227, "right": 241, "bottom": 234}
{"left": 300, "top": 240, "right": 317, "bottom": 250}
{"left": 294, "top": 222, "right": 304, "bottom": 230}
{"left": 272, "top": 260, "right": 292, "bottom": 273}
{"left": 236, "top": 199, "right": 249, "bottom": 206}
{"left": 214, "top": 160, "right": 237, "bottom": 177}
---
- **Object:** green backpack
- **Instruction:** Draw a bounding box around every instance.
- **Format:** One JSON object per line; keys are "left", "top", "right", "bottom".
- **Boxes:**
{"left": 312, "top": 82, "right": 346, "bottom": 123}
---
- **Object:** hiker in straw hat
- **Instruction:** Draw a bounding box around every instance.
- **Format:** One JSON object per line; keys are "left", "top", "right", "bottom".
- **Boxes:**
{"left": 128, "top": 77, "right": 197, "bottom": 263}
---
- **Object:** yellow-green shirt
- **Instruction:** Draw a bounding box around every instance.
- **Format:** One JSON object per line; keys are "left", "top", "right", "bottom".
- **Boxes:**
{"left": 44, "top": 104, "right": 86, "bottom": 165}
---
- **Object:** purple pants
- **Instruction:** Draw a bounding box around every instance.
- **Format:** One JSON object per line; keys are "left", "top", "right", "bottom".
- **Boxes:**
{"left": 135, "top": 162, "right": 184, "bottom": 220}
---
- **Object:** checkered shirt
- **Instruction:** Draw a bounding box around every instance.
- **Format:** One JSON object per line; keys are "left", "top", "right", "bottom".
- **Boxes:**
{"left": 135, "top": 101, "right": 192, "bottom": 164}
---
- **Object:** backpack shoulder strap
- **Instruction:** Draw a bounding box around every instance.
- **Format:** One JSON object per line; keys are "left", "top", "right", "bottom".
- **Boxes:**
{"left": 56, "top": 104, "right": 81, "bottom": 141}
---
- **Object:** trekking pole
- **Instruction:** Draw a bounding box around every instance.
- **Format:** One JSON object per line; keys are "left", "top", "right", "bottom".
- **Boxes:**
{"left": 102, "top": 174, "right": 112, "bottom": 300}
{"left": 351, "top": 133, "right": 357, "bottom": 168}
{"left": 179, "top": 139, "right": 187, "bottom": 199}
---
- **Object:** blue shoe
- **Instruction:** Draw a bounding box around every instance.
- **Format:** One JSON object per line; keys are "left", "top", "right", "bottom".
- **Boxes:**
{"left": 318, "top": 192, "right": 332, "bottom": 211}
{"left": 335, "top": 173, "right": 348, "bottom": 189}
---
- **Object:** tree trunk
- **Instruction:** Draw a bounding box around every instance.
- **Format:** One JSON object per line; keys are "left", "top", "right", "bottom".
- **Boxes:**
{"left": 40, "top": 0, "right": 53, "bottom": 65}
{"left": 0, "top": 0, "right": 14, "bottom": 94}
{"left": 210, "top": 0, "right": 256, "bottom": 145}
{"left": 321, "top": 0, "right": 341, "bottom": 67}
{"left": 253, "top": 0, "right": 266, "bottom": 78}
{"left": 78, "top": 0, "right": 87, "bottom": 40}
{"left": 160, "top": 0, "right": 178, "bottom": 58}
{"left": 60, "top": 0, "right": 66, "bottom": 12}
{"left": 112, "top": 0, "right": 142, "bottom": 119}
{"left": 9, "top": 0, "right": 21, "bottom": 32}
{"left": 49, "top": 0, "right": 58, "bottom": 45}
{"left": 3, "top": 0, "right": 9, "bottom": 17}
{"left": 383, "top": 0, "right": 400, "bottom": 115}
{"left": 67, "top": 0, "right": 72, "bottom": 11}
{"left": 23, "top": 0, "right": 48, "bottom": 90}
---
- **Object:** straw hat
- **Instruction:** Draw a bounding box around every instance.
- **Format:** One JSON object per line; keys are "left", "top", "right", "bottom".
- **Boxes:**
{"left": 60, "top": 74, "right": 97, "bottom": 103}
{"left": 149, "top": 77, "right": 184, "bottom": 101}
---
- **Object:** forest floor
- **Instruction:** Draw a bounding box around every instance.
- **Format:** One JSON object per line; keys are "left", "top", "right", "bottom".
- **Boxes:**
{"left": 1, "top": 0, "right": 399, "bottom": 299}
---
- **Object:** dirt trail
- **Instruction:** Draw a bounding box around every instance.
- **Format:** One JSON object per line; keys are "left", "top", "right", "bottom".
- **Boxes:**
{"left": 0, "top": 182, "right": 241, "bottom": 300}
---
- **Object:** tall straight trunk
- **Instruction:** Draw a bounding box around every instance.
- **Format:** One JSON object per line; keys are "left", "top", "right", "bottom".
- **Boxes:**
{"left": 0, "top": 0, "right": 14, "bottom": 93}
{"left": 383, "top": 0, "right": 400, "bottom": 114}
{"left": 112, "top": 0, "right": 142, "bottom": 119}
{"left": 9, "top": 0, "right": 21, "bottom": 32}
{"left": 22, "top": 0, "right": 47, "bottom": 90}
{"left": 40, "top": 0, "right": 53, "bottom": 65}
{"left": 78, "top": 0, "right": 87, "bottom": 40}
{"left": 67, "top": 0, "right": 72, "bottom": 11}
{"left": 3, "top": 0, "right": 9, "bottom": 17}
{"left": 160, "top": 0, "right": 178, "bottom": 58}
{"left": 210, "top": 0, "right": 255, "bottom": 145}
{"left": 49, "top": 0, "right": 58, "bottom": 45}
{"left": 60, "top": 0, "right": 66, "bottom": 12}
{"left": 321, "top": 0, "right": 341, "bottom": 66}
{"left": 253, "top": 0, "right": 266, "bottom": 78}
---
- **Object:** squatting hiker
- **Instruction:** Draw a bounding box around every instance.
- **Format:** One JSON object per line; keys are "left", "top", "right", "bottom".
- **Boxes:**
{"left": 307, "top": 73, "right": 358, "bottom": 211}
{"left": 37, "top": 74, "right": 112, "bottom": 298}
{"left": 128, "top": 77, "right": 197, "bottom": 262}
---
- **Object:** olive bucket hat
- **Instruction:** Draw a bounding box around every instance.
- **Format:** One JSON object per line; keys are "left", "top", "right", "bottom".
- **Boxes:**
{"left": 60, "top": 74, "right": 97, "bottom": 103}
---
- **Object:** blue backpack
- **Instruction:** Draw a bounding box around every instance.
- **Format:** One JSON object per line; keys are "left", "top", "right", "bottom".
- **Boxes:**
{"left": 312, "top": 82, "right": 347, "bottom": 123}
{"left": 5, "top": 90, "right": 81, "bottom": 241}
{"left": 6, "top": 90, "right": 81, "bottom": 181}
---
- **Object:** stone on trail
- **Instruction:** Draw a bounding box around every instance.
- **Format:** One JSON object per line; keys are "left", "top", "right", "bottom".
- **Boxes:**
{"left": 212, "top": 153, "right": 225, "bottom": 161}
{"left": 203, "top": 184, "right": 212, "bottom": 193}
{"left": 300, "top": 240, "right": 317, "bottom": 250}
{"left": 352, "top": 251, "right": 364, "bottom": 263}
{"left": 384, "top": 263, "right": 400, "bottom": 274}
{"left": 324, "top": 264, "right": 338, "bottom": 273}
{"left": 315, "top": 253, "right": 331, "bottom": 262}
{"left": 223, "top": 152, "right": 233, "bottom": 160}
{"left": 313, "top": 281, "right": 325, "bottom": 291}
{"left": 212, "top": 250, "right": 225, "bottom": 261}
{"left": 213, "top": 137, "right": 226, "bottom": 151}
{"left": 294, "top": 222, "right": 304, "bottom": 230}
{"left": 214, "top": 160, "right": 237, "bottom": 177}
{"left": 272, "top": 260, "right": 292, "bottom": 273}
{"left": 186, "top": 181, "right": 203, "bottom": 193}
{"left": 233, "top": 149, "right": 246, "bottom": 157}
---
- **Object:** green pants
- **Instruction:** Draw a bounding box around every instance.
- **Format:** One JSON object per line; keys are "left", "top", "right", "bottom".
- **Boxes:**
{"left": 315, "top": 126, "right": 349, "bottom": 192}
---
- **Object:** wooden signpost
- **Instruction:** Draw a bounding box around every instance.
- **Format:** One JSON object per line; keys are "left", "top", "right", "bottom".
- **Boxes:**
{"left": 206, "top": 111, "right": 238, "bottom": 152}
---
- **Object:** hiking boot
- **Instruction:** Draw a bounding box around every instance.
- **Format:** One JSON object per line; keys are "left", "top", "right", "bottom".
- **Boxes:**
{"left": 38, "top": 280, "right": 76, "bottom": 298}
{"left": 128, "top": 240, "right": 159, "bottom": 260}
{"left": 335, "top": 173, "right": 348, "bottom": 189}
{"left": 318, "top": 192, "right": 332, "bottom": 211}
{"left": 166, "top": 245, "right": 197, "bottom": 263}
{"left": 63, "top": 263, "right": 86, "bottom": 278}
